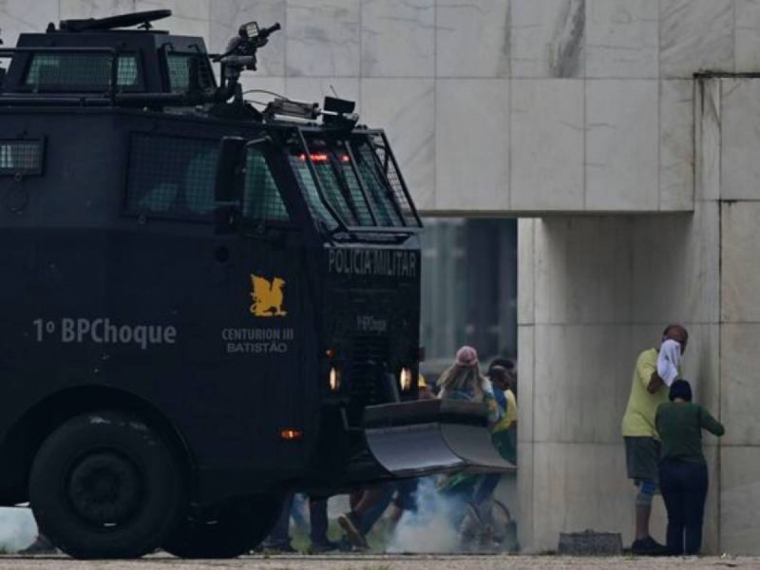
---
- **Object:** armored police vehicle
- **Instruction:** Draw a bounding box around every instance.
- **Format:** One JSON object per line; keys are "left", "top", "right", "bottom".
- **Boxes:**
{"left": 0, "top": 10, "right": 509, "bottom": 559}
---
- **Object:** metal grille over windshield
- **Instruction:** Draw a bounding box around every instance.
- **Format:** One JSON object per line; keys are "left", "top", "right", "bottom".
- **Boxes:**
{"left": 289, "top": 134, "right": 420, "bottom": 230}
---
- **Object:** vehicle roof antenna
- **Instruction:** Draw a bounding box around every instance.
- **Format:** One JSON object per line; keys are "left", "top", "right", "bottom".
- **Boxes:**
{"left": 329, "top": 84, "right": 339, "bottom": 98}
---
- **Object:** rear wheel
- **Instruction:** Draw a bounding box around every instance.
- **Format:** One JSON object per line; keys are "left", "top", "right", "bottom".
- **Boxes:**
{"left": 163, "top": 495, "right": 282, "bottom": 559}
{"left": 29, "top": 411, "right": 184, "bottom": 559}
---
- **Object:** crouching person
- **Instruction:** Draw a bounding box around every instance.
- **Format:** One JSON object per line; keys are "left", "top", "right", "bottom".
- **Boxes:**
{"left": 656, "top": 379, "right": 724, "bottom": 556}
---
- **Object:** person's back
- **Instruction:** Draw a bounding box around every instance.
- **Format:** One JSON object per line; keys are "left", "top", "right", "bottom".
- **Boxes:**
{"left": 656, "top": 402, "right": 724, "bottom": 465}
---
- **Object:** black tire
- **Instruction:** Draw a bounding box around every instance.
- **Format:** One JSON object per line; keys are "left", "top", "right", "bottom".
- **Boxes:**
{"left": 29, "top": 411, "right": 184, "bottom": 559}
{"left": 163, "top": 495, "right": 282, "bottom": 559}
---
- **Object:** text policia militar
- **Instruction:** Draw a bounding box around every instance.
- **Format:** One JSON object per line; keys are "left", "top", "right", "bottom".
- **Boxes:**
{"left": 328, "top": 248, "right": 418, "bottom": 278}
{"left": 32, "top": 318, "right": 177, "bottom": 350}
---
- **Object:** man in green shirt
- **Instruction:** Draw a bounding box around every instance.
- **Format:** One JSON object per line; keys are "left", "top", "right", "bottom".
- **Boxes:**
{"left": 621, "top": 324, "right": 688, "bottom": 555}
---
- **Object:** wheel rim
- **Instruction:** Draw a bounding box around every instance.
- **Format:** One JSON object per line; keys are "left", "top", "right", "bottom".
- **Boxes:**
{"left": 66, "top": 451, "right": 142, "bottom": 527}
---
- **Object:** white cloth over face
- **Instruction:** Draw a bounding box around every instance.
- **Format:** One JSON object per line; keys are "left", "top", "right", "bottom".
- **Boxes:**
{"left": 658, "top": 339, "right": 682, "bottom": 387}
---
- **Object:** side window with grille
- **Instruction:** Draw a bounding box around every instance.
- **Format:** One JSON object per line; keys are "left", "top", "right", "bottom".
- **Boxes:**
{"left": 243, "top": 151, "right": 290, "bottom": 224}
{"left": 166, "top": 53, "right": 215, "bottom": 94}
{"left": 126, "top": 134, "right": 217, "bottom": 220}
{"left": 0, "top": 139, "right": 45, "bottom": 176}
{"left": 24, "top": 53, "right": 142, "bottom": 91}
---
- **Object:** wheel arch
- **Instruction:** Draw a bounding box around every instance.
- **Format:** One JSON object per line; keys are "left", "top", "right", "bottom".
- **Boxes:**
{"left": 0, "top": 385, "right": 194, "bottom": 505}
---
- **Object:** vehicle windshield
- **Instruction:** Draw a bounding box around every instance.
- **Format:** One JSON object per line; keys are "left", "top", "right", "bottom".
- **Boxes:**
{"left": 288, "top": 134, "right": 420, "bottom": 231}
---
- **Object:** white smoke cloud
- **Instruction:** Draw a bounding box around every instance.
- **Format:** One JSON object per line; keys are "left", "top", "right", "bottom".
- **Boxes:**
{"left": 0, "top": 508, "right": 37, "bottom": 553}
{"left": 386, "top": 477, "right": 463, "bottom": 554}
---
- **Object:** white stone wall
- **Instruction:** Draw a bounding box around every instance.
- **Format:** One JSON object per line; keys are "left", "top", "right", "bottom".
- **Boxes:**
{"left": 4, "top": 0, "right": 746, "bottom": 214}
{"left": 517, "top": 209, "right": 722, "bottom": 552}
{"left": 517, "top": 76, "right": 760, "bottom": 555}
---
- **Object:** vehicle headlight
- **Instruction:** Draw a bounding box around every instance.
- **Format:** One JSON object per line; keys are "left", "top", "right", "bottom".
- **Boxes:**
{"left": 400, "top": 368, "right": 413, "bottom": 392}
{"left": 329, "top": 367, "right": 342, "bottom": 392}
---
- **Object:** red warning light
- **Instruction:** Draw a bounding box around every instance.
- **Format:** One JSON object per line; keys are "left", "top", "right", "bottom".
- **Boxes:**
{"left": 297, "top": 153, "right": 350, "bottom": 163}
{"left": 298, "top": 153, "right": 329, "bottom": 163}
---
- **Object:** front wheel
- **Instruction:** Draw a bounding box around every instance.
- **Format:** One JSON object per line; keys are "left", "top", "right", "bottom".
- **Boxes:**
{"left": 29, "top": 411, "right": 184, "bottom": 559}
{"left": 163, "top": 495, "right": 283, "bottom": 559}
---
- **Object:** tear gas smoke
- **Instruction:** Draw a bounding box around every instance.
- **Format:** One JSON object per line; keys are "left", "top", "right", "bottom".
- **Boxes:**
{"left": 0, "top": 507, "right": 37, "bottom": 553}
{"left": 387, "top": 477, "right": 462, "bottom": 554}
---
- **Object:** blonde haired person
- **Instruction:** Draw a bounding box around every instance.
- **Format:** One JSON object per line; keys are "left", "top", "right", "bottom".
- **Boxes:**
{"left": 436, "top": 346, "right": 502, "bottom": 546}
{"left": 437, "top": 345, "right": 500, "bottom": 425}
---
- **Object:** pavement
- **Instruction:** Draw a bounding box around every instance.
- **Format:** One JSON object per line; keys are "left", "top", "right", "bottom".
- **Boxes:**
{"left": 0, "top": 554, "right": 757, "bottom": 570}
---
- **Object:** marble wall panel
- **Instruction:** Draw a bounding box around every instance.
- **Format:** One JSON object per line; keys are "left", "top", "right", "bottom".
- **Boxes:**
{"left": 533, "top": 324, "right": 635, "bottom": 444}
{"left": 585, "top": 79, "right": 659, "bottom": 210}
{"left": 435, "top": 79, "right": 509, "bottom": 211}
{"left": 531, "top": 442, "right": 646, "bottom": 550}
{"left": 736, "top": 0, "right": 760, "bottom": 72}
{"left": 721, "top": 79, "right": 760, "bottom": 201}
{"left": 511, "top": 0, "right": 584, "bottom": 78}
{"left": 516, "top": 441, "right": 534, "bottom": 550}
{"left": 517, "top": 219, "right": 536, "bottom": 325}
{"left": 436, "top": 0, "right": 510, "bottom": 78}
{"left": 510, "top": 79, "right": 584, "bottom": 211}
{"left": 660, "top": 0, "right": 734, "bottom": 78}
{"left": 630, "top": 203, "right": 720, "bottom": 325}
{"left": 660, "top": 79, "right": 694, "bottom": 210}
{"left": 585, "top": 0, "right": 658, "bottom": 78}
{"left": 681, "top": 324, "right": 721, "bottom": 418}
{"left": 721, "top": 446, "right": 760, "bottom": 555}
{"left": 695, "top": 78, "right": 721, "bottom": 202}
{"left": 701, "top": 445, "right": 721, "bottom": 555}
{"left": 285, "top": 0, "right": 359, "bottom": 77}
{"left": 533, "top": 216, "right": 634, "bottom": 325}
{"left": 720, "top": 324, "right": 760, "bottom": 446}
{"left": 59, "top": 0, "right": 134, "bottom": 19}
{"left": 722, "top": 202, "right": 760, "bottom": 324}
{"left": 517, "top": 324, "right": 534, "bottom": 443}
{"left": 361, "top": 0, "right": 434, "bottom": 77}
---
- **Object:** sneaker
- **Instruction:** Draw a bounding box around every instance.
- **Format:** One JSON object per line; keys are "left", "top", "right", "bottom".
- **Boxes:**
{"left": 631, "top": 536, "right": 668, "bottom": 556}
{"left": 338, "top": 511, "right": 369, "bottom": 549}
{"left": 261, "top": 542, "right": 298, "bottom": 555}
{"left": 308, "top": 540, "right": 340, "bottom": 554}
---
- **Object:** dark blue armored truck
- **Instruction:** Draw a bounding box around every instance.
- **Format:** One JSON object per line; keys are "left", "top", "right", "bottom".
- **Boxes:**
{"left": 0, "top": 10, "right": 507, "bottom": 559}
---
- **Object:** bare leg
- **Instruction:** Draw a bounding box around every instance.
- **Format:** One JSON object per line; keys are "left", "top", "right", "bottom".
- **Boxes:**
{"left": 635, "top": 504, "right": 651, "bottom": 541}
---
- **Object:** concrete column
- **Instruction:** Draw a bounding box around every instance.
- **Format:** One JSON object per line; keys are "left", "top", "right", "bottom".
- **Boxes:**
{"left": 517, "top": 192, "right": 722, "bottom": 551}
{"left": 516, "top": 76, "right": 760, "bottom": 555}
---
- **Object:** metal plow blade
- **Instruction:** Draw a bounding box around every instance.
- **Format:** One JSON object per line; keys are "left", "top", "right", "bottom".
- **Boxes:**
{"left": 363, "top": 400, "right": 516, "bottom": 478}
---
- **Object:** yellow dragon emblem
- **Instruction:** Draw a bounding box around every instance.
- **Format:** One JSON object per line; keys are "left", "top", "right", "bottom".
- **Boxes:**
{"left": 250, "top": 274, "right": 287, "bottom": 317}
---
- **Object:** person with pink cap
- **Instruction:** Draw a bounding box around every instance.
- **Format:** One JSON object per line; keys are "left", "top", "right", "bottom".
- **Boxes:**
{"left": 436, "top": 345, "right": 504, "bottom": 549}
{"left": 437, "top": 345, "right": 500, "bottom": 425}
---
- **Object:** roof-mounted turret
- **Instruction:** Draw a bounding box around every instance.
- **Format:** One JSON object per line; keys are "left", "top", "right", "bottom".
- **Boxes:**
{"left": 0, "top": 11, "right": 361, "bottom": 129}
{"left": 56, "top": 9, "right": 172, "bottom": 33}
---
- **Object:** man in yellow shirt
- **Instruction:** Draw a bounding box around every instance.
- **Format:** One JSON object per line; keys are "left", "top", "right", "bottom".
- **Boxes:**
{"left": 622, "top": 324, "right": 688, "bottom": 555}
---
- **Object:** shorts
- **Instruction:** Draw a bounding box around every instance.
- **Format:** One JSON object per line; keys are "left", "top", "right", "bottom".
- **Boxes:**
{"left": 624, "top": 436, "right": 660, "bottom": 484}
